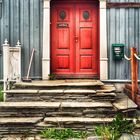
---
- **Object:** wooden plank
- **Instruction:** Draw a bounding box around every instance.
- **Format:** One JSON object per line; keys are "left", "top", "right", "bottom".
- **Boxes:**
{"left": 29, "top": 0, "right": 34, "bottom": 77}
{"left": 23, "top": 0, "right": 30, "bottom": 77}
{"left": 107, "top": 2, "right": 140, "bottom": 8}
{"left": 118, "top": 1, "right": 127, "bottom": 79}
{"left": 19, "top": 0, "right": 24, "bottom": 77}
{"left": 33, "top": 0, "right": 40, "bottom": 77}
{"left": 13, "top": 0, "right": 20, "bottom": 45}
{"left": 9, "top": 0, "right": 14, "bottom": 46}
{"left": 108, "top": 8, "right": 116, "bottom": 79}
{"left": 3, "top": 0, "right": 10, "bottom": 40}
{"left": 115, "top": 7, "right": 121, "bottom": 79}
{"left": 107, "top": 8, "right": 110, "bottom": 78}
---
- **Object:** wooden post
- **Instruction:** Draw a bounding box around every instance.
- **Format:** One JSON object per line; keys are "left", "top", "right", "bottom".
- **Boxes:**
{"left": 131, "top": 48, "right": 138, "bottom": 101}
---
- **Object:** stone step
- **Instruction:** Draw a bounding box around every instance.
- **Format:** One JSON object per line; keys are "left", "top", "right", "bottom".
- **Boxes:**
{"left": 43, "top": 117, "right": 114, "bottom": 124}
{"left": 0, "top": 100, "right": 137, "bottom": 118}
{"left": 5, "top": 86, "right": 116, "bottom": 102}
{"left": 37, "top": 116, "right": 140, "bottom": 132}
{"left": 0, "top": 101, "right": 115, "bottom": 117}
{"left": 0, "top": 117, "right": 42, "bottom": 135}
{"left": 0, "top": 117, "right": 42, "bottom": 125}
{"left": 13, "top": 80, "right": 104, "bottom": 90}
{"left": 37, "top": 117, "right": 114, "bottom": 132}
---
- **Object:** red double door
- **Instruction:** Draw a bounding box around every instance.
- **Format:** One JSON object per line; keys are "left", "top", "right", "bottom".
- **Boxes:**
{"left": 51, "top": 1, "right": 99, "bottom": 78}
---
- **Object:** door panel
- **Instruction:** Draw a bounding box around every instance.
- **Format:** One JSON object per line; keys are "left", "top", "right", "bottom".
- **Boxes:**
{"left": 80, "top": 28, "right": 92, "bottom": 49}
{"left": 58, "top": 28, "right": 70, "bottom": 49}
{"left": 51, "top": 4, "right": 75, "bottom": 74}
{"left": 51, "top": 2, "right": 99, "bottom": 78}
{"left": 76, "top": 4, "right": 98, "bottom": 74}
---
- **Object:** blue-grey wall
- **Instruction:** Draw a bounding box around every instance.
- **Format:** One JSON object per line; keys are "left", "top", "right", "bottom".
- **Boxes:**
{"left": 0, "top": 0, "right": 140, "bottom": 80}
{"left": 107, "top": 0, "right": 140, "bottom": 80}
{"left": 0, "top": 0, "right": 43, "bottom": 79}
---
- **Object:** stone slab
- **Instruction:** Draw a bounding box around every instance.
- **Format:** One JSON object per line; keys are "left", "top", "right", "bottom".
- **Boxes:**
{"left": 119, "top": 134, "right": 140, "bottom": 140}
{"left": 39, "top": 90, "right": 64, "bottom": 94}
{"left": 14, "top": 80, "right": 104, "bottom": 88}
{"left": 44, "top": 117, "right": 114, "bottom": 123}
{"left": 95, "top": 92, "right": 116, "bottom": 97}
{"left": 0, "top": 102, "right": 60, "bottom": 108}
{"left": 4, "top": 90, "right": 38, "bottom": 94}
{"left": 61, "top": 102, "right": 113, "bottom": 108}
{"left": 96, "top": 85, "right": 116, "bottom": 93}
{"left": 64, "top": 89, "right": 96, "bottom": 94}
{"left": 0, "top": 117, "right": 42, "bottom": 124}
{"left": 113, "top": 97, "right": 137, "bottom": 110}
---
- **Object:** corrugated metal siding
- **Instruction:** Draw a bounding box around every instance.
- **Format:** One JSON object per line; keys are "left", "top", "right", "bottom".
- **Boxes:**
{"left": 0, "top": 0, "right": 43, "bottom": 79}
{"left": 107, "top": 0, "right": 140, "bottom": 80}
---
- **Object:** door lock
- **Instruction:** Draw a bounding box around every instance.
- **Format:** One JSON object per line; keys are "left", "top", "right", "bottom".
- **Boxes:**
{"left": 75, "top": 36, "right": 78, "bottom": 43}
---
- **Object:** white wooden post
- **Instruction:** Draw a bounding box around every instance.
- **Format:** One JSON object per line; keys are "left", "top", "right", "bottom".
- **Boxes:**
{"left": 3, "top": 39, "right": 10, "bottom": 91}
{"left": 42, "top": 0, "right": 51, "bottom": 80}
{"left": 100, "top": 0, "right": 108, "bottom": 80}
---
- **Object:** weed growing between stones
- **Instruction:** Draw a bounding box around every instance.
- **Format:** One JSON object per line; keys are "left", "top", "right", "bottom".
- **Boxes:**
{"left": 0, "top": 85, "right": 3, "bottom": 102}
{"left": 40, "top": 128, "right": 88, "bottom": 140}
{"left": 48, "top": 74, "right": 56, "bottom": 80}
{"left": 94, "top": 114, "right": 136, "bottom": 140}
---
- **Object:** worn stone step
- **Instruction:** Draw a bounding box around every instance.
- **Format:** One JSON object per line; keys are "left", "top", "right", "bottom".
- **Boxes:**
{"left": 43, "top": 117, "right": 114, "bottom": 124}
{"left": 0, "top": 117, "right": 42, "bottom": 125}
{"left": 5, "top": 88, "right": 116, "bottom": 102}
{"left": 13, "top": 80, "right": 104, "bottom": 89}
{"left": 113, "top": 94, "right": 138, "bottom": 110}
{"left": 0, "top": 101, "right": 113, "bottom": 108}
{"left": 37, "top": 117, "right": 140, "bottom": 132}
{"left": 96, "top": 85, "right": 116, "bottom": 93}
{"left": 37, "top": 117, "right": 114, "bottom": 132}
{"left": 0, "top": 102, "right": 60, "bottom": 108}
{"left": 0, "top": 101, "right": 116, "bottom": 117}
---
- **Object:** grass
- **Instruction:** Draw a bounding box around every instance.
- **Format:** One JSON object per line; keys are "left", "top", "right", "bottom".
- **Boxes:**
{"left": 0, "top": 85, "right": 4, "bottom": 102}
{"left": 94, "top": 114, "right": 135, "bottom": 140}
{"left": 40, "top": 114, "right": 136, "bottom": 140}
{"left": 40, "top": 128, "right": 88, "bottom": 140}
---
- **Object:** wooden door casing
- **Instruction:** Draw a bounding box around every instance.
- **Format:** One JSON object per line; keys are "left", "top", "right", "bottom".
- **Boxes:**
{"left": 51, "top": 1, "right": 99, "bottom": 78}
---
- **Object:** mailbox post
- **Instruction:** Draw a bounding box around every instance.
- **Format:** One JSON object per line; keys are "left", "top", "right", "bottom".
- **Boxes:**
{"left": 112, "top": 44, "right": 124, "bottom": 61}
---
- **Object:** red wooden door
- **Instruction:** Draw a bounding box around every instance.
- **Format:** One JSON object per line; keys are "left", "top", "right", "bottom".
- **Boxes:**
{"left": 51, "top": 1, "right": 99, "bottom": 78}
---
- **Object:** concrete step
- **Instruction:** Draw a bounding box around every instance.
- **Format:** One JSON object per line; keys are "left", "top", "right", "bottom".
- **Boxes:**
{"left": 5, "top": 85, "right": 116, "bottom": 102}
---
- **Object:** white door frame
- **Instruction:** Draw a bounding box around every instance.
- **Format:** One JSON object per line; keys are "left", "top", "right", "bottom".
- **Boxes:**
{"left": 42, "top": 0, "right": 108, "bottom": 80}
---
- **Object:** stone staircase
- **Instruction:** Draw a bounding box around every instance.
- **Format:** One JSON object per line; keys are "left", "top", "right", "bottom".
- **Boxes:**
{"left": 0, "top": 80, "right": 138, "bottom": 136}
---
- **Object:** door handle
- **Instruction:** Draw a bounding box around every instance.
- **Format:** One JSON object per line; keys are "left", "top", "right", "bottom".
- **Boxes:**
{"left": 75, "top": 36, "right": 78, "bottom": 43}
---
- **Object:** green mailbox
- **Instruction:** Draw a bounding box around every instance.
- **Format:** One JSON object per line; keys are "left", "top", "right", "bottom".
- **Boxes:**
{"left": 112, "top": 44, "right": 124, "bottom": 61}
